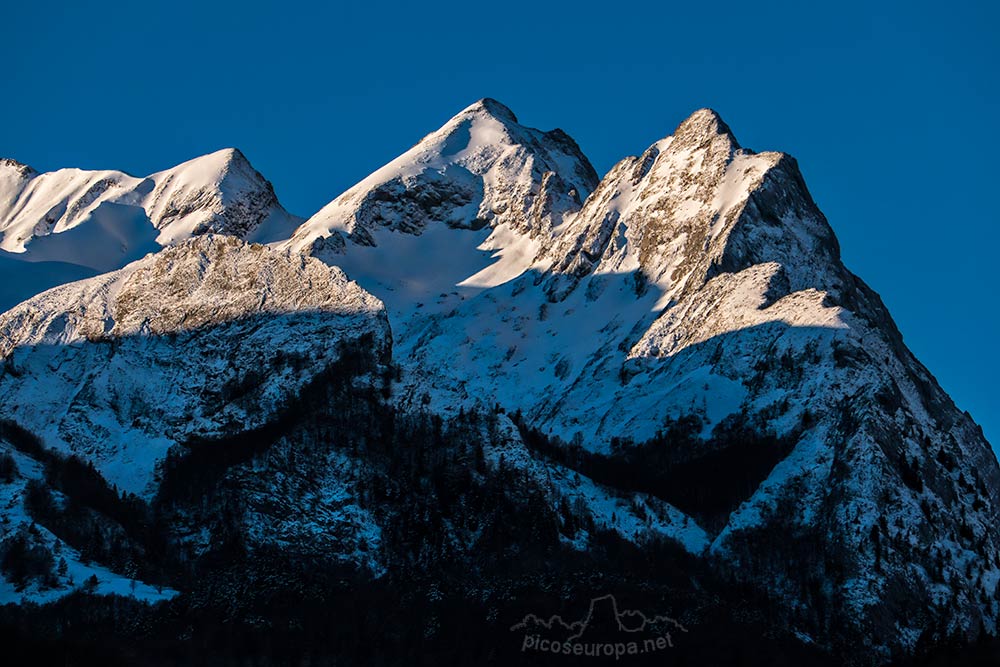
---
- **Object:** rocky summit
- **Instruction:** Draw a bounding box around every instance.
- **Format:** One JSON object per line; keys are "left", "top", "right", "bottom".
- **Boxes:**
{"left": 0, "top": 100, "right": 996, "bottom": 666}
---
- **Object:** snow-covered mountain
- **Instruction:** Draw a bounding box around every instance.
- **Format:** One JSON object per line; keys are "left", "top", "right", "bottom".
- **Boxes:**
{"left": 285, "top": 101, "right": 1000, "bottom": 658}
{"left": 287, "top": 98, "right": 598, "bottom": 291}
{"left": 0, "top": 149, "right": 301, "bottom": 312}
{"left": 1, "top": 100, "right": 997, "bottom": 663}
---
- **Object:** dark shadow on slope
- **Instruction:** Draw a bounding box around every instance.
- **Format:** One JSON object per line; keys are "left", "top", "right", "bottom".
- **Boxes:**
{"left": 0, "top": 308, "right": 389, "bottom": 583}
{"left": 0, "top": 201, "right": 163, "bottom": 311}
{"left": 0, "top": 287, "right": 996, "bottom": 665}
{"left": 0, "top": 311, "right": 848, "bottom": 664}
{"left": 0, "top": 403, "right": 844, "bottom": 667}
{"left": 155, "top": 333, "right": 387, "bottom": 505}
{"left": 514, "top": 409, "right": 800, "bottom": 533}
{"left": 494, "top": 317, "right": 845, "bottom": 532}
{"left": 1, "top": 307, "right": 388, "bottom": 424}
{"left": 0, "top": 249, "right": 98, "bottom": 313}
{"left": 16, "top": 201, "right": 161, "bottom": 273}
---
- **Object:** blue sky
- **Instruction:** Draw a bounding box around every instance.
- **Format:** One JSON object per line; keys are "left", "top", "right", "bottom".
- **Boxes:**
{"left": 3, "top": 1, "right": 998, "bottom": 446}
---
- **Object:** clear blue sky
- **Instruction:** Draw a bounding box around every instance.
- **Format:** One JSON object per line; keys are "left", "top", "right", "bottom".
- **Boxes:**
{"left": 4, "top": 1, "right": 997, "bottom": 446}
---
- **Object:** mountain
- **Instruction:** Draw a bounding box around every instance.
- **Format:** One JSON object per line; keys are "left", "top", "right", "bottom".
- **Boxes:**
{"left": 283, "top": 101, "right": 1000, "bottom": 659}
{"left": 291, "top": 98, "right": 597, "bottom": 249}
{"left": 0, "top": 149, "right": 301, "bottom": 312}
{"left": 286, "top": 98, "right": 599, "bottom": 304}
{"left": 545, "top": 108, "right": 840, "bottom": 299}
{"left": 0, "top": 101, "right": 997, "bottom": 665}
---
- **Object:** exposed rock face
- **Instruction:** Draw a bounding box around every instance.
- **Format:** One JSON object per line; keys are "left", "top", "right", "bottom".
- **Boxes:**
{"left": 546, "top": 109, "right": 840, "bottom": 302}
{"left": 0, "top": 235, "right": 387, "bottom": 496}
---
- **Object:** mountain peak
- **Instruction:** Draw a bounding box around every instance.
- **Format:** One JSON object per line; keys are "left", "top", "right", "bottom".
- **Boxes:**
{"left": 459, "top": 98, "right": 519, "bottom": 124}
{"left": 672, "top": 108, "right": 740, "bottom": 150}
{"left": 161, "top": 147, "right": 255, "bottom": 185}
{"left": 290, "top": 98, "right": 598, "bottom": 256}
{"left": 214, "top": 146, "right": 250, "bottom": 167}
{"left": 546, "top": 107, "right": 837, "bottom": 303}
{"left": 146, "top": 147, "right": 293, "bottom": 244}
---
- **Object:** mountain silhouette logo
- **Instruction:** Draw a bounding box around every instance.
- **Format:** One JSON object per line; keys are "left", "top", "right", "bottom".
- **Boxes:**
{"left": 511, "top": 594, "right": 687, "bottom": 658}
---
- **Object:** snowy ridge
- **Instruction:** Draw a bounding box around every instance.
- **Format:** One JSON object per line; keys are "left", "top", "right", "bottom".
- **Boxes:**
{"left": 0, "top": 149, "right": 301, "bottom": 311}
